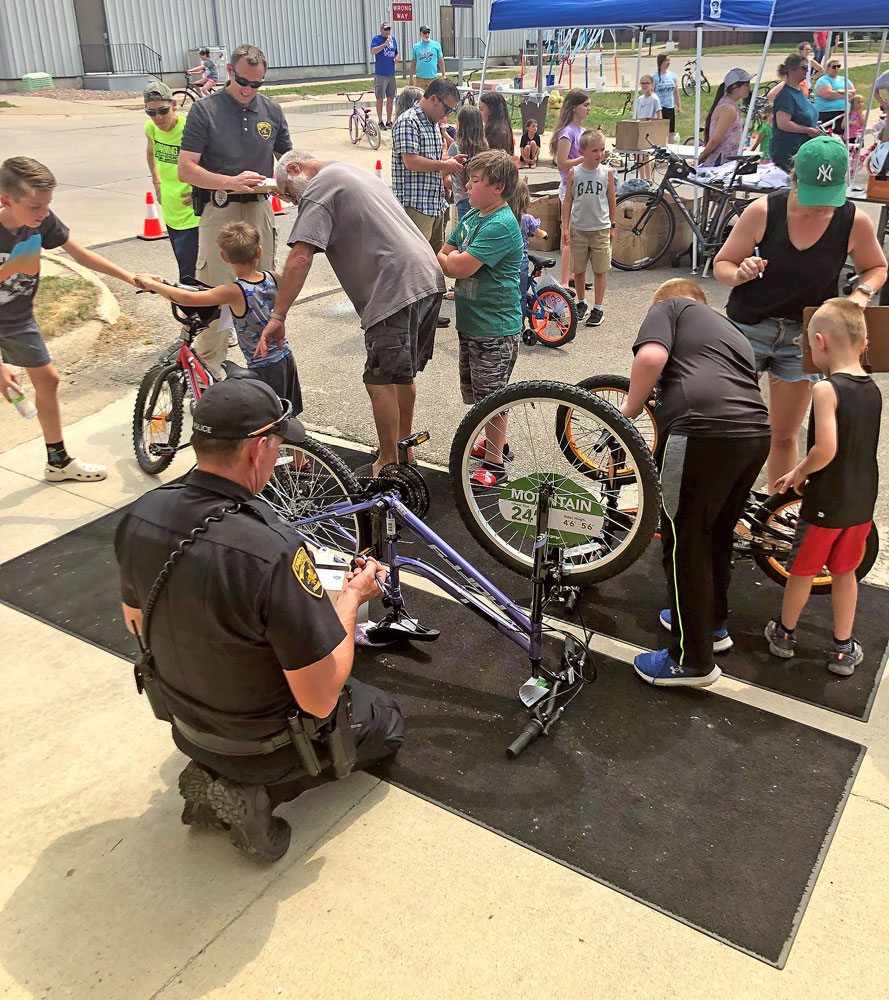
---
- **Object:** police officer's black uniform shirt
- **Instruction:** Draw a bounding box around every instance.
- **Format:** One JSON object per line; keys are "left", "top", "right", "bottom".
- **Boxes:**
{"left": 114, "top": 470, "right": 345, "bottom": 745}
{"left": 181, "top": 87, "right": 292, "bottom": 178}
{"left": 632, "top": 299, "right": 771, "bottom": 441}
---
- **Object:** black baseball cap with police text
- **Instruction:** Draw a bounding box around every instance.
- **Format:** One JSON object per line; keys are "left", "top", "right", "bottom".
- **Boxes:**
{"left": 192, "top": 380, "right": 305, "bottom": 445}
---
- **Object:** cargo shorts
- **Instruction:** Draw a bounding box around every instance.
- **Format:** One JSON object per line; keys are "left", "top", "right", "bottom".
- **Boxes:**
{"left": 457, "top": 331, "right": 520, "bottom": 405}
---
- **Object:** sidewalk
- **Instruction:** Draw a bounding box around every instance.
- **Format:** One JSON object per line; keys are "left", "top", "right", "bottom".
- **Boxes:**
{"left": 1, "top": 389, "right": 888, "bottom": 999}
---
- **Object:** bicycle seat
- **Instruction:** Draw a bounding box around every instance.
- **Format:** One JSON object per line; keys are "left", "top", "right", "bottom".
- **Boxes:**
{"left": 221, "top": 360, "right": 260, "bottom": 380}
{"left": 528, "top": 251, "right": 556, "bottom": 271}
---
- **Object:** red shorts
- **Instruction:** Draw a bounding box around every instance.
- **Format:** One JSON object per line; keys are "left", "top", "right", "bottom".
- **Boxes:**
{"left": 789, "top": 521, "right": 872, "bottom": 577}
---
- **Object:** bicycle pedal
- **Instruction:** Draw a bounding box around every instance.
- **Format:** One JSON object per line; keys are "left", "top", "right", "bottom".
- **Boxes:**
{"left": 149, "top": 444, "right": 177, "bottom": 456}
{"left": 365, "top": 618, "right": 440, "bottom": 643}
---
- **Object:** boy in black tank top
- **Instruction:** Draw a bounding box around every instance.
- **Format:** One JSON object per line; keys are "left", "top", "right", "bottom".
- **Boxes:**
{"left": 766, "top": 299, "right": 881, "bottom": 674}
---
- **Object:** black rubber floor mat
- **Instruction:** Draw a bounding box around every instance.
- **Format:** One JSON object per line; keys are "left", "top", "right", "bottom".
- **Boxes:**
{"left": 360, "top": 589, "right": 863, "bottom": 967}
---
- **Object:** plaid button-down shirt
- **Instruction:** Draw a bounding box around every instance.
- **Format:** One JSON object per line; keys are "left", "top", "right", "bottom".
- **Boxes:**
{"left": 391, "top": 105, "right": 447, "bottom": 216}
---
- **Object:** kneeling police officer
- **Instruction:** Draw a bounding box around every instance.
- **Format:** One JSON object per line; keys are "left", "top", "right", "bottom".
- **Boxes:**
{"left": 115, "top": 379, "right": 403, "bottom": 861}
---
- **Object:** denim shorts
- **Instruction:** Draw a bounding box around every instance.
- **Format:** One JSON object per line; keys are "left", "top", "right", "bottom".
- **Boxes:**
{"left": 732, "top": 318, "right": 821, "bottom": 384}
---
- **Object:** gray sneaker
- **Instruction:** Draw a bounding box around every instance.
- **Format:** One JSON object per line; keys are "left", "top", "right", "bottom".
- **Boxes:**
{"left": 827, "top": 640, "right": 863, "bottom": 676}
{"left": 586, "top": 306, "right": 604, "bottom": 327}
{"left": 575, "top": 300, "right": 589, "bottom": 320}
{"left": 765, "top": 618, "right": 797, "bottom": 659}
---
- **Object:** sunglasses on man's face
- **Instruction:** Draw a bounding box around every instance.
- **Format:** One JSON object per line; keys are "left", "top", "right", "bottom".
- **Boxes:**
{"left": 233, "top": 72, "right": 264, "bottom": 89}
{"left": 438, "top": 96, "right": 457, "bottom": 115}
{"left": 145, "top": 107, "right": 171, "bottom": 117}
{"left": 828, "top": 64, "right": 841, "bottom": 69}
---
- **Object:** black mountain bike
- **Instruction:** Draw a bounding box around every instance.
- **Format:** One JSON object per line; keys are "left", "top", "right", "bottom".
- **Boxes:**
{"left": 612, "top": 141, "right": 757, "bottom": 271}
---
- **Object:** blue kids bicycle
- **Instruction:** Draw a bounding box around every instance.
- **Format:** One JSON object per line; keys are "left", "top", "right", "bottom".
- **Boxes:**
{"left": 522, "top": 251, "right": 578, "bottom": 349}
{"left": 267, "top": 380, "right": 660, "bottom": 756}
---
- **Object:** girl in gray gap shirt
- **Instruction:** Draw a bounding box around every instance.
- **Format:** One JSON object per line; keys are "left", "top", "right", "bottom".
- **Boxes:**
{"left": 561, "top": 129, "right": 616, "bottom": 328}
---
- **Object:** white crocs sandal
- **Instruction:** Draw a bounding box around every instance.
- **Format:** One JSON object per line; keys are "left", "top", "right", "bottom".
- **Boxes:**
{"left": 44, "top": 457, "right": 108, "bottom": 483}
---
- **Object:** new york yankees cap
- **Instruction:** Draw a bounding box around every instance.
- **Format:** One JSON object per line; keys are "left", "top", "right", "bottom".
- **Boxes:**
{"left": 793, "top": 136, "right": 848, "bottom": 207}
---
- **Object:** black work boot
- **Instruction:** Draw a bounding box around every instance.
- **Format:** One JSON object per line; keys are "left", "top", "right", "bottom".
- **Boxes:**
{"left": 207, "top": 778, "right": 292, "bottom": 861}
{"left": 178, "top": 761, "right": 224, "bottom": 828}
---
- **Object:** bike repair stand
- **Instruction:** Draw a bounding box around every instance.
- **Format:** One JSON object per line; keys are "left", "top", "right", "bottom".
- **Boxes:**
{"left": 507, "top": 484, "right": 590, "bottom": 757}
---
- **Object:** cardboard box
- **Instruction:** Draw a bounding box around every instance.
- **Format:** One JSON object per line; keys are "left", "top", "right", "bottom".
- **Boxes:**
{"left": 866, "top": 174, "right": 889, "bottom": 202}
{"left": 612, "top": 191, "right": 694, "bottom": 268}
{"left": 528, "top": 192, "right": 562, "bottom": 252}
{"left": 802, "top": 306, "right": 889, "bottom": 374}
{"left": 614, "top": 118, "right": 670, "bottom": 151}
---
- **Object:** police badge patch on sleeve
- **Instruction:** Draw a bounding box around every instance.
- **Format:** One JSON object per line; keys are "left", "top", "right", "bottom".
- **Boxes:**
{"left": 292, "top": 547, "right": 325, "bottom": 598}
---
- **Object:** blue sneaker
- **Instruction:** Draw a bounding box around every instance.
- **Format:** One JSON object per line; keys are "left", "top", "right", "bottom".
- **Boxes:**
{"left": 659, "top": 609, "right": 733, "bottom": 652}
{"left": 633, "top": 649, "right": 721, "bottom": 688}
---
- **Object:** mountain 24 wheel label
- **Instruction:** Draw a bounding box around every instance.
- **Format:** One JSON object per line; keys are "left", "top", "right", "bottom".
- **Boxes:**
{"left": 498, "top": 474, "right": 604, "bottom": 548}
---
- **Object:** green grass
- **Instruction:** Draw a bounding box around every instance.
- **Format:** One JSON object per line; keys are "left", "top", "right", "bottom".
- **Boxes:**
{"left": 33, "top": 276, "right": 99, "bottom": 338}
{"left": 0, "top": 100, "right": 13, "bottom": 109}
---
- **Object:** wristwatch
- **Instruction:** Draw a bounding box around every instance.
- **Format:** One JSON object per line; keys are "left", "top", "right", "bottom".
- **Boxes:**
{"left": 855, "top": 283, "right": 876, "bottom": 299}
{"left": 270, "top": 311, "right": 287, "bottom": 322}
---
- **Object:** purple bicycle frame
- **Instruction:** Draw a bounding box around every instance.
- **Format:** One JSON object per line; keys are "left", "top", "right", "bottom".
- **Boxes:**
{"left": 290, "top": 492, "right": 538, "bottom": 658}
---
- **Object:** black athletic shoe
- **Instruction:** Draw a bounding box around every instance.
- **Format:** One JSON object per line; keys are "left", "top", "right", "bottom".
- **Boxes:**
{"left": 437, "top": 316, "right": 451, "bottom": 328}
{"left": 179, "top": 762, "right": 224, "bottom": 828}
{"left": 207, "top": 778, "right": 292, "bottom": 862}
{"left": 378, "top": 121, "right": 387, "bottom": 130}
{"left": 575, "top": 301, "right": 589, "bottom": 320}
{"left": 568, "top": 279, "right": 593, "bottom": 290}
{"left": 586, "top": 307, "right": 604, "bottom": 327}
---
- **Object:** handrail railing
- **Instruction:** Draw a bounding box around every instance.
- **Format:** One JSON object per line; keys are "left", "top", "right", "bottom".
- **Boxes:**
{"left": 80, "top": 42, "right": 162, "bottom": 77}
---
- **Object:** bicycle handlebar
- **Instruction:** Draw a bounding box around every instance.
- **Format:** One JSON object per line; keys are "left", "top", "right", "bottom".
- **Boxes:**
{"left": 337, "top": 91, "right": 371, "bottom": 104}
{"left": 506, "top": 717, "right": 544, "bottom": 759}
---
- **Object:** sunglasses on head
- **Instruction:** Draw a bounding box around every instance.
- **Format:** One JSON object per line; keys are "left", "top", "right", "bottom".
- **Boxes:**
{"left": 145, "top": 107, "right": 171, "bottom": 117}
{"left": 232, "top": 72, "right": 264, "bottom": 89}
{"left": 247, "top": 397, "right": 293, "bottom": 439}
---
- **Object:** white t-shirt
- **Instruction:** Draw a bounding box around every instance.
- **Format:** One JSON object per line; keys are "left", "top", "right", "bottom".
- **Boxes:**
{"left": 635, "top": 94, "right": 661, "bottom": 119}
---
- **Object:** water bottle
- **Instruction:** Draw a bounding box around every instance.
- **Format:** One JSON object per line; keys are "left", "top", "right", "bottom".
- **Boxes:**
{"left": 4, "top": 383, "right": 37, "bottom": 419}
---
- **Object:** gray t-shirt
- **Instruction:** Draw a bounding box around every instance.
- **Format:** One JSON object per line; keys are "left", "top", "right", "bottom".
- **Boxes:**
{"left": 180, "top": 88, "right": 292, "bottom": 179}
{"left": 0, "top": 211, "right": 69, "bottom": 333}
{"left": 569, "top": 164, "right": 612, "bottom": 231}
{"left": 632, "top": 299, "right": 770, "bottom": 440}
{"left": 287, "top": 161, "right": 445, "bottom": 329}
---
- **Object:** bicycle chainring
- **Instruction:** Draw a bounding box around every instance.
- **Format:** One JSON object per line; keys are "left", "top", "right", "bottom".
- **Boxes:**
{"left": 371, "top": 463, "right": 431, "bottom": 519}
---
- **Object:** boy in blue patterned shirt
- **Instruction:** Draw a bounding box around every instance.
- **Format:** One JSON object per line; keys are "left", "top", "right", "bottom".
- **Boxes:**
{"left": 136, "top": 221, "right": 301, "bottom": 414}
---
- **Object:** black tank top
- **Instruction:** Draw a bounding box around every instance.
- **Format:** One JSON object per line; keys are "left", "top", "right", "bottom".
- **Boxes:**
{"left": 800, "top": 373, "right": 882, "bottom": 529}
{"left": 727, "top": 190, "right": 854, "bottom": 325}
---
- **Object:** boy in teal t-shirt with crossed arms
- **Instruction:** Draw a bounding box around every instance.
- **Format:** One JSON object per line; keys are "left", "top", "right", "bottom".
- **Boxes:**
{"left": 438, "top": 149, "right": 524, "bottom": 489}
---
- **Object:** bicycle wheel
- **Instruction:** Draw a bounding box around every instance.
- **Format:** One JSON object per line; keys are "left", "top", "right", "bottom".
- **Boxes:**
{"left": 133, "top": 365, "right": 184, "bottom": 475}
{"left": 701, "top": 74, "right": 711, "bottom": 95}
{"left": 366, "top": 119, "right": 381, "bottom": 150}
{"left": 751, "top": 493, "right": 879, "bottom": 595}
{"left": 349, "top": 113, "right": 361, "bottom": 145}
{"left": 612, "top": 193, "right": 675, "bottom": 271}
{"left": 450, "top": 381, "right": 660, "bottom": 585}
{"left": 681, "top": 74, "right": 694, "bottom": 97}
{"left": 261, "top": 436, "right": 371, "bottom": 556}
{"left": 569, "top": 375, "right": 658, "bottom": 462}
{"left": 529, "top": 287, "right": 577, "bottom": 347}
{"left": 172, "top": 89, "right": 195, "bottom": 110}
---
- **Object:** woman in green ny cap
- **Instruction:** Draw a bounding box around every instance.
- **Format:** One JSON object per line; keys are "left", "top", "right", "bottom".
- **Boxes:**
{"left": 714, "top": 136, "right": 887, "bottom": 490}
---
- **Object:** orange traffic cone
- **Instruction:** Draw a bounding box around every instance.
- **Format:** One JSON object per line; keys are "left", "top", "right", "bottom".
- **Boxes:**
{"left": 137, "top": 191, "right": 166, "bottom": 241}
{"left": 375, "top": 159, "right": 384, "bottom": 182}
{"left": 271, "top": 195, "right": 285, "bottom": 215}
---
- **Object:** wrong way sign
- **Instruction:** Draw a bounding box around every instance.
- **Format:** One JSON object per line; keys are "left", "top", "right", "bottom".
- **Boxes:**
{"left": 391, "top": 3, "right": 413, "bottom": 20}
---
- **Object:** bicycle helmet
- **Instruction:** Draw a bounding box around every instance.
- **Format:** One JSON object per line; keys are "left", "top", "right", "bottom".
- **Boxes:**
{"left": 617, "top": 178, "right": 652, "bottom": 197}
{"left": 871, "top": 141, "right": 889, "bottom": 179}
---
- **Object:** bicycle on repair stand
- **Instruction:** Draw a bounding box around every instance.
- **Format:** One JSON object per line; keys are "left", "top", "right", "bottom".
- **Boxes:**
{"left": 279, "top": 380, "right": 661, "bottom": 756}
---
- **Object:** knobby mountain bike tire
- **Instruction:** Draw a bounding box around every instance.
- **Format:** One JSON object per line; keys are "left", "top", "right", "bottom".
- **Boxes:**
{"left": 449, "top": 380, "right": 660, "bottom": 586}
{"left": 529, "top": 287, "right": 577, "bottom": 347}
{"left": 133, "top": 365, "right": 184, "bottom": 475}
{"left": 612, "top": 193, "right": 676, "bottom": 271}
{"left": 366, "top": 119, "right": 381, "bottom": 150}
{"left": 171, "top": 90, "right": 195, "bottom": 109}
{"left": 751, "top": 492, "right": 879, "bottom": 595}
{"left": 262, "top": 436, "right": 371, "bottom": 555}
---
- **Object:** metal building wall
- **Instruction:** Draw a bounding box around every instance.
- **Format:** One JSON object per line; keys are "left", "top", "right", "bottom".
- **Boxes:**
{"left": 0, "top": 0, "right": 82, "bottom": 80}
